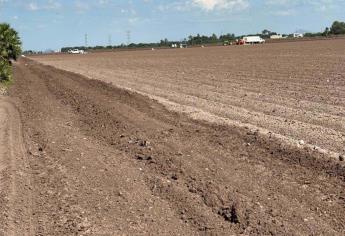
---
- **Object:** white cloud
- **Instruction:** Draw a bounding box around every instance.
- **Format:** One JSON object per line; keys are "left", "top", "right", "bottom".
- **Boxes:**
{"left": 264, "top": 0, "right": 343, "bottom": 15}
{"left": 158, "top": 0, "right": 249, "bottom": 12}
{"left": 27, "top": 0, "right": 61, "bottom": 11}
{"left": 28, "top": 2, "right": 38, "bottom": 10}
{"left": 192, "top": 0, "right": 249, "bottom": 11}
{"left": 75, "top": 0, "right": 89, "bottom": 13}
{"left": 272, "top": 9, "right": 296, "bottom": 16}
{"left": 265, "top": 0, "right": 292, "bottom": 6}
{"left": 98, "top": 0, "right": 110, "bottom": 5}
{"left": 157, "top": 1, "right": 191, "bottom": 12}
{"left": 265, "top": 0, "right": 342, "bottom": 9}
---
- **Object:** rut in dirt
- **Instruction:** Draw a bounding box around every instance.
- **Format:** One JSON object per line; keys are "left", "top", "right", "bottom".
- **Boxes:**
{"left": 7, "top": 58, "right": 345, "bottom": 235}
{"left": 0, "top": 96, "right": 34, "bottom": 235}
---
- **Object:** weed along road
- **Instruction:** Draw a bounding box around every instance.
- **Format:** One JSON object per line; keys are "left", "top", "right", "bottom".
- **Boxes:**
{"left": 0, "top": 48, "right": 343, "bottom": 235}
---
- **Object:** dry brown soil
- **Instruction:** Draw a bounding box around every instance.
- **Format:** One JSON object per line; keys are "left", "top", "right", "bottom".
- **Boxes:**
{"left": 0, "top": 40, "right": 344, "bottom": 235}
{"left": 0, "top": 96, "right": 34, "bottom": 235}
{"left": 33, "top": 39, "right": 345, "bottom": 156}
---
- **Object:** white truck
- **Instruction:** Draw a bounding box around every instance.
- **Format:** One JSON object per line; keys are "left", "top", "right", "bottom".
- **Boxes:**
{"left": 243, "top": 36, "right": 265, "bottom": 44}
{"left": 68, "top": 49, "right": 85, "bottom": 54}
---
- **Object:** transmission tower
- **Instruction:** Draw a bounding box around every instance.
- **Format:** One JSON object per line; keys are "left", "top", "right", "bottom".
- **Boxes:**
{"left": 126, "top": 30, "right": 131, "bottom": 46}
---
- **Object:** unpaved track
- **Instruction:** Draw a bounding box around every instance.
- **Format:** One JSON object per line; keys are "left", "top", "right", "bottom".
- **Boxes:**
{"left": 3, "top": 58, "right": 344, "bottom": 235}
{"left": 0, "top": 96, "right": 34, "bottom": 235}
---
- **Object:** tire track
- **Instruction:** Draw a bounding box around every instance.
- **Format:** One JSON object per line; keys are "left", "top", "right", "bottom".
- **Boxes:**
{"left": 0, "top": 96, "right": 34, "bottom": 236}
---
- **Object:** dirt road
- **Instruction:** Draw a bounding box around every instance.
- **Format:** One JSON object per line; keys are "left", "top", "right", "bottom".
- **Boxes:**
{"left": 1, "top": 57, "right": 343, "bottom": 235}
{"left": 0, "top": 96, "right": 34, "bottom": 235}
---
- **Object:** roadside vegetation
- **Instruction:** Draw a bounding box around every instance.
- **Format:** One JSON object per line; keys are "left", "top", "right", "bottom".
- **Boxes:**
{"left": 0, "top": 23, "right": 22, "bottom": 83}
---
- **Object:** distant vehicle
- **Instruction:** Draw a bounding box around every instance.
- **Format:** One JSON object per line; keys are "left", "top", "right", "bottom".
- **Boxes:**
{"left": 223, "top": 41, "right": 234, "bottom": 46}
{"left": 179, "top": 43, "right": 187, "bottom": 48}
{"left": 235, "top": 39, "right": 245, "bottom": 45}
{"left": 293, "top": 33, "right": 304, "bottom": 38}
{"left": 68, "top": 49, "right": 85, "bottom": 54}
{"left": 270, "top": 34, "right": 283, "bottom": 39}
{"left": 243, "top": 36, "right": 265, "bottom": 44}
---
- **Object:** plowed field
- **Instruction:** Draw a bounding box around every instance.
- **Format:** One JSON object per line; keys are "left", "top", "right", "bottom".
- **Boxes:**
{"left": 0, "top": 39, "right": 344, "bottom": 235}
{"left": 33, "top": 39, "right": 345, "bottom": 155}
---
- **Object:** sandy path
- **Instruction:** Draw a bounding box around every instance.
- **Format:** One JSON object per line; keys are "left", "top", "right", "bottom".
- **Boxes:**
{"left": 0, "top": 96, "right": 34, "bottom": 235}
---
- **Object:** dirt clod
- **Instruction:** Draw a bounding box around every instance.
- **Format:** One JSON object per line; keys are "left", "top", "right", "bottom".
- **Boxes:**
{"left": 218, "top": 206, "right": 239, "bottom": 224}
{"left": 339, "top": 155, "right": 344, "bottom": 162}
{"left": 135, "top": 154, "right": 152, "bottom": 161}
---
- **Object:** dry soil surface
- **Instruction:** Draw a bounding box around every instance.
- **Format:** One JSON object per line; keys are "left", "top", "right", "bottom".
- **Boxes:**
{"left": 0, "top": 54, "right": 343, "bottom": 235}
{"left": 33, "top": 39, "right": 345, "bottom": 156}
{"left": 0, "top": 96, "right": 34, "bottom": 235}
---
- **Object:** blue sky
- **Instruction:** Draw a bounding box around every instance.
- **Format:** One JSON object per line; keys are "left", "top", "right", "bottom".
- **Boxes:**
{"left": 0, "top": 0, "right": 344, "bottom": 51}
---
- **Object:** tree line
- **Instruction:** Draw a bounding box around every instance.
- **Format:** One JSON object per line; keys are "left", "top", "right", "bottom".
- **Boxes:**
{"left": 58, "top": 20, "right": 345, "bottom": 52}
{"left": 59, "top": 33, "right": 237, "bottom": 52}
{"left": 305, "top": 21, "right": 345, "bottom": 37}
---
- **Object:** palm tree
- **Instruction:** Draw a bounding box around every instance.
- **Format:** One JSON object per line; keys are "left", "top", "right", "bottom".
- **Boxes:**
{"left": 0, "top": 23, "right": 21, "bottom": 81}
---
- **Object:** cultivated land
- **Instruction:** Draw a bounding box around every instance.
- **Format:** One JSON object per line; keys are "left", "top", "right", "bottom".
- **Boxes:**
{"left": 34, "top": 39, "right": 345, "bottom": 155}
{"left": 0, "top": 39, "right": 344, "bottom": 235}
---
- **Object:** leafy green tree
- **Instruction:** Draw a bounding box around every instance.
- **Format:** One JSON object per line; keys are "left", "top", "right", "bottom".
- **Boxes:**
{"left": 330, "top": 21, "right": 345, "bottom": 35}
{"left": 0, "top": 23, "right": 21, "bottom": 81}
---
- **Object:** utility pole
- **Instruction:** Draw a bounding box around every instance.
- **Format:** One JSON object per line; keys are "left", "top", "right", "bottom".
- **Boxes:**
{"left": 108, "top": 34, "right": 112, "bottom": 46}
{"left": 85, "top": 33, "right": 88, "bottom": 48}
{"left": 126, "top": 30, "right": 131, "bottom": 46}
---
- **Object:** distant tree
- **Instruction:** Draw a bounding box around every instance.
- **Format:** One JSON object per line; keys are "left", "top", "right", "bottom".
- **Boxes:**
{"left": 262, "top": 29, "right": 271, "bottom": 35}
{"left": 219, "top": 33, "right": 235, "bottom": 42}
{"left": 211, "top": 33, "right": 218, "bottom": 42}
{"left": 322, "top": 27, "right": 330, "bottom": 36}
{"left": 330, "top": 21, "right": 345, "bottom": 35}
{"left": 0, "top": 23, "right": 21, "bottom": 81}
{"left": 159, "top": 38, "right": 169, "bottom": 46}
{"left": 304, "top": 32, "right": 323, "bottom": 37}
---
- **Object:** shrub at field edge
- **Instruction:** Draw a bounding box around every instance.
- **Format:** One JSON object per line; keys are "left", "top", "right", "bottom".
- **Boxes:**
{"left": 0, "top": 22, "right": 21, "bottom": 82}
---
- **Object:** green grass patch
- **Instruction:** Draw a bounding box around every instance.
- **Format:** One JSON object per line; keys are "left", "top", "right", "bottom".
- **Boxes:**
{"left": 0, "top": 76, "right": 13, "bottom": 86}
{"left": 0, "top": 71, "right": 13, "bottom": 95}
